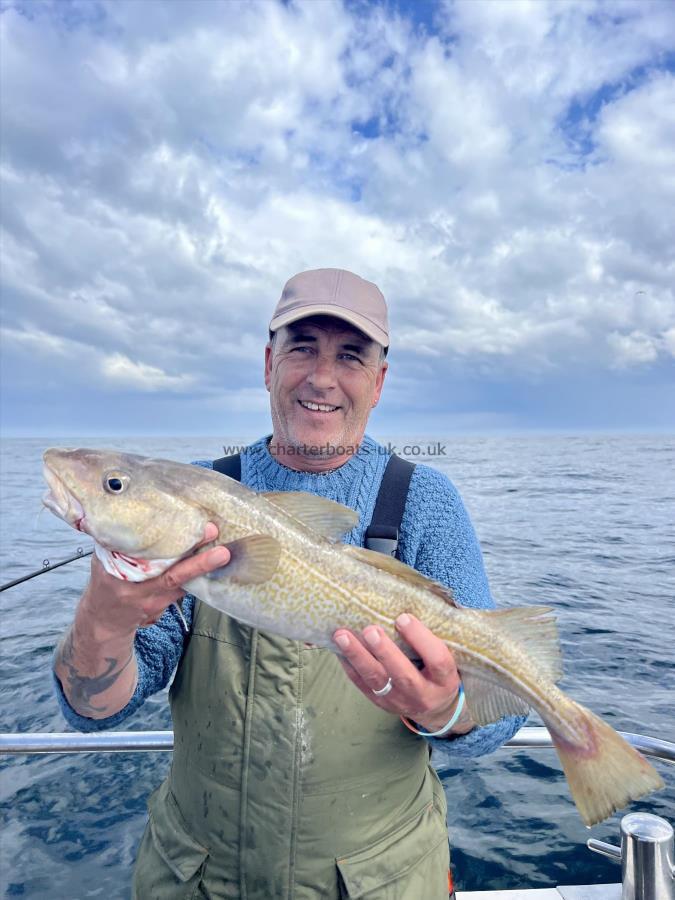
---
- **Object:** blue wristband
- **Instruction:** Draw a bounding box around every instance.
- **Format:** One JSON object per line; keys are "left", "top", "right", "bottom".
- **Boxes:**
{"left": 403, "top": 684, "right": 466, "bottom": 738}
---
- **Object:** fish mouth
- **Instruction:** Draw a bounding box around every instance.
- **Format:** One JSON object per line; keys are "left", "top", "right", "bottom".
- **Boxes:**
{"left": 42, "top": 462, "right": 87, "bottom": 532}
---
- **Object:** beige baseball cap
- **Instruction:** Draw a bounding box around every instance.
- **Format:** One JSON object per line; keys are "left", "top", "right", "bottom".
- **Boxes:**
{"left": 269, "top": 268, "right": 389, "bottom": 348}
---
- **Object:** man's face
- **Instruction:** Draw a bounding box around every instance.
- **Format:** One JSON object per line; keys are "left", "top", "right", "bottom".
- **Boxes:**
{"left": 264, "top": 315, "right": 387, "bottom": 465}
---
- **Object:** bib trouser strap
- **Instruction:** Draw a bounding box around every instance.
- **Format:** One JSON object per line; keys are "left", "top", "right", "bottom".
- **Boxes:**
{"left": 213, "top": 452, "right": 415, "bottom": 559}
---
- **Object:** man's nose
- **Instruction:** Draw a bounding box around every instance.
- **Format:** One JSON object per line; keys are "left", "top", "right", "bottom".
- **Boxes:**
{"left": 306, "top": 355, "right": 337, "bottom": 391}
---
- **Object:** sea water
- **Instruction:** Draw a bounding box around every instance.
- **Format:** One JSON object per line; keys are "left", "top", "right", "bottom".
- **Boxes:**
{"left": 1, "top": 434, "right": 673, "bottom": 897}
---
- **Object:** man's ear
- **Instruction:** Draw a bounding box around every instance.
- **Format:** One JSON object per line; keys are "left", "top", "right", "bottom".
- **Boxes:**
{"left": 371, "top": 361, "right": 388, "bottom": 407}
{"left": 264, "top": 342, "right": 273, "bottom": 392}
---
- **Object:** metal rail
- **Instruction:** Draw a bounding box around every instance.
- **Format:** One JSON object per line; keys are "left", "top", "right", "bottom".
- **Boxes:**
{"left": 1, "top": 726, "right": 674, "bottom": 762}
{"left": 0, "top": 730, "right": 173, "bottom": 754}
{"left": 507, "top": 727, "right": 675, "bottom": 764}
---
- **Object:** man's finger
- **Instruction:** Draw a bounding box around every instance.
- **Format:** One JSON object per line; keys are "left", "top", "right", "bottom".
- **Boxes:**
{"left": 394, "top": 614, "right": 458, "bottom": 685}
{"left": 333, "top": 629, "right": 392, "bottom": 693}
{"left": 197, "top": 522, "right": 219, "bottom": 546}
{"left": 359, "top": 625, "right": 423, "bottom": 695}
{"left": 163, "top": 545, "right": 230, "bottom": 590}
{"left": 337, "top": 654, "right": 392, "bottom": 703}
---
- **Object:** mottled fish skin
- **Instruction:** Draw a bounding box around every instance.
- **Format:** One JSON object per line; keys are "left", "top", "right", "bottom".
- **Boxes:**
{"left": 43, "top": 447, "right": 664, "bottom": 826}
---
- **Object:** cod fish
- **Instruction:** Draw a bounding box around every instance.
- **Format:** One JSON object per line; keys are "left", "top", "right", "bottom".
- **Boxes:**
{"left": 42, "top": 447, "right": 663, "bottom": 826}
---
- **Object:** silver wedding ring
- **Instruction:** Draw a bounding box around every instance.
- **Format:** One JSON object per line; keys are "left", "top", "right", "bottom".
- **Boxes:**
{"left": 372, "top": 676, "right": 393, "bottom": 697}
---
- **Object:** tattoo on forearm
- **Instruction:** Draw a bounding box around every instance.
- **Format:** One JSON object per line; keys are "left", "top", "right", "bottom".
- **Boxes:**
{"left": 55, "top": 629, "right": 133, "bottom": 715}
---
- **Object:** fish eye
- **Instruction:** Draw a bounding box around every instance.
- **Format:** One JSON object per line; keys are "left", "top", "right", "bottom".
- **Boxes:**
{"left": 103, "top": 471, "right": 128, "bottom": 494}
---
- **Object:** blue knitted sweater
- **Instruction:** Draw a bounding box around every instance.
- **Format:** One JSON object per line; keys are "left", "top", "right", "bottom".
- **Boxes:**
{"left": 55, "top": 434, "right": 526, "bottom": 762}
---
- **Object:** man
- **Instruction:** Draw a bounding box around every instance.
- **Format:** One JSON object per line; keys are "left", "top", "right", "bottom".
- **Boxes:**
{"left": 54, "top": 268, "right": 525, "bottom": 899}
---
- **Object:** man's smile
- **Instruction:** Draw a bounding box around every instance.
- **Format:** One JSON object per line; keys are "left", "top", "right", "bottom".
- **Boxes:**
{"left": 298, "top": 400, "right": 341, "bottom": 413}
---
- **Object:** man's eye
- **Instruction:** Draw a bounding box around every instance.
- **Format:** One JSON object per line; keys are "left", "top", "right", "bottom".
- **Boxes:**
{"left": 339, "top": 353, "right": 361, "bottom": 362}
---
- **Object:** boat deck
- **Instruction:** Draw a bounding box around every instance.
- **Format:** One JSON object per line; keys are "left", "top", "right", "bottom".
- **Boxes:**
{"left": 458, "top": 886, "right": 620, "bottom": 899}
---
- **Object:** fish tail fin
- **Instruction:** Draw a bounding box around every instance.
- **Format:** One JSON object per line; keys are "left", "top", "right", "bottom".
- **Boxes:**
{"left": 547, "top": 703, "right": 664, "bottom": 826}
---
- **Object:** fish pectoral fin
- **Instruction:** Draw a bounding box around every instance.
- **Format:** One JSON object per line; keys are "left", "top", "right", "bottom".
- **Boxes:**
{"left": 460, "top": 671, "right": 531, "bottom": 725}
{"left": 262, "top": 492, "right": 359, "bottom": 540}
{"left": 212, "top": 535, "right": 280, "bottom": 584}
{"left": 483, "top": 606, "right": 563, "bottom": 684}
{"left": 343, "top": 545, "right": 457, "bottom": 607}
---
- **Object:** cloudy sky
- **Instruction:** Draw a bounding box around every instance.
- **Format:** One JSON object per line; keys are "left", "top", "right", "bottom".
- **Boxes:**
{"left": 1, "top": 0, "right": 674, "bottom": 437}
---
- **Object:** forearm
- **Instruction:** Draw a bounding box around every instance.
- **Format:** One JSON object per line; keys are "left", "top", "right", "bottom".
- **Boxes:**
{"left": 428, "top": 713, "right": 528, "bottom": 760}
{"left": 54, "top": 595, "right": 138, "bottom": 719}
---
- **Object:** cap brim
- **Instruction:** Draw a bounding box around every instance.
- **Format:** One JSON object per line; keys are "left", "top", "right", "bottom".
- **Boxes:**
{"left": 269, "top": 304, "right": 389, "bottom": 348}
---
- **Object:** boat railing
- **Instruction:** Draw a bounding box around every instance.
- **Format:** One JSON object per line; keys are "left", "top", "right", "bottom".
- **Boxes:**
{"left": 1, "top": 725, "right": 674, "bottom": 762}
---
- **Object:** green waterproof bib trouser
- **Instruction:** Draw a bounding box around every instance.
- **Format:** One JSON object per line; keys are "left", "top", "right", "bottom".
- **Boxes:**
{"left": 132, "top": 457, "right": 451, "bottom": 899}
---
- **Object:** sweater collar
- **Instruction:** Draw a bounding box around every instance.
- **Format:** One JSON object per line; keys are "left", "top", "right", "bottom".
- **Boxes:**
{"left": 240, "top": 433, "right": 389, "bottom": 542}
{"left": 246, "top": 433, "right": 381, "bottom": 484}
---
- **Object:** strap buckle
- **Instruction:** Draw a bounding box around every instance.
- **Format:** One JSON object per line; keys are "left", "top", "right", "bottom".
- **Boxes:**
{"left": 364, "top": 525, "right": 398, "bottom": 557}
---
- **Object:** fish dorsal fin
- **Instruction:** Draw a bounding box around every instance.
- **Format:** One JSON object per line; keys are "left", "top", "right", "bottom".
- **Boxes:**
{"left": 208, "top": 535, "right": 280, "bottom": 585}
{"left": 343, "top": 545, "right": 457, "bottom": 607}
{"left": 262, "top": 491, "right": 359, "bottom": 541}
{"left": 485, "top": 606, "right": 563, "bottom": 683}
{"left": 460, "top": 670, "right": 531, "bottom": 724}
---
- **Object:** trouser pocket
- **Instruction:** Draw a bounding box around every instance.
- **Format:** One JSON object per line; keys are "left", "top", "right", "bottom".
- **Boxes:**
{"left": 132, "top": 782, "right": 209, "bottom": 900}
{"left": 336, "top": 800, "right": 449, "bottom": 899}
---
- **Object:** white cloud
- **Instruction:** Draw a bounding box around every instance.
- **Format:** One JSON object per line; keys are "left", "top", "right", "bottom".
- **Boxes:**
{"left": 607, "top": 330, "right": 659, "bottom": 367}
{"left": 442, "top": 0, "right": 675, "bottom": 108}
{"left": 101, "top": 353, "right": 195, "bottom": 391}
{"left": 595, "top": 71, "right": 675, "bottom": 169}
{"left": 1, "top": 0, "right": 674, "bottom": 433}
{"left": 408, "top": 38, "right": 512, "bottom": 168}
{"left": 663, "top": 327, "right": 675, "bottom": 358}
{"left": 1, "top": 325, "right": 72, "bottom": 357}
{"left": 1, "top": 325, "right": 196, "bottom": 393}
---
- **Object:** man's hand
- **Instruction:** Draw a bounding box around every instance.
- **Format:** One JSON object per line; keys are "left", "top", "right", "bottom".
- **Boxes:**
{"left": 333, "top": 613, "right": 474, "bottom": 736}
{"left": 82, "top": 523, "right": 230, "bottom": 638}
{"left": 54, "top": 524, "right": 230, "bottom": 719}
